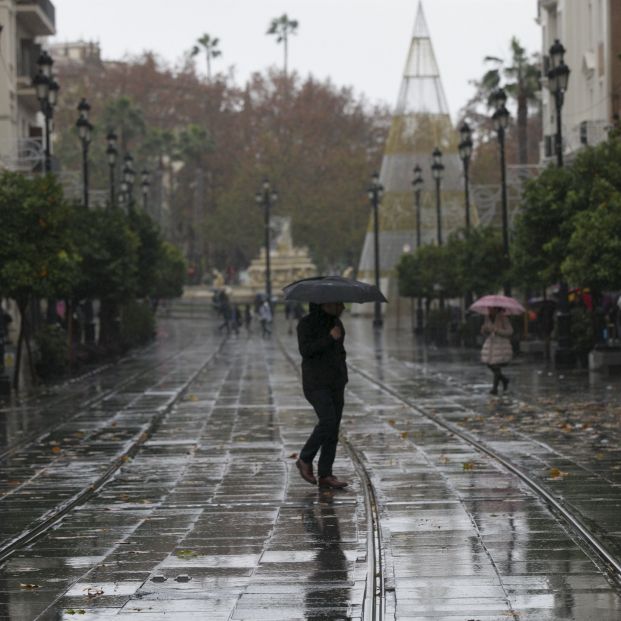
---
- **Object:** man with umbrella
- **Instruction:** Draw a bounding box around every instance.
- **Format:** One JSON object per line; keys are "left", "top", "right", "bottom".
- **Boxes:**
{"left": 295, "top": 301, "right": 349, "bottom": 488}
{"left": 283, "top": 276, "right": 387, "bottom": 489}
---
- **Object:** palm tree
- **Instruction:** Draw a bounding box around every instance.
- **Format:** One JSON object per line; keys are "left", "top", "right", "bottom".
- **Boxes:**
{"left": 267, "top": 14, "right": 299, "bottom": 77}
{"left": 191, "top": 34, "right": 222, "bottom": 81}
{"left": 481, "top": 38, "right": 541, "bottom": 165}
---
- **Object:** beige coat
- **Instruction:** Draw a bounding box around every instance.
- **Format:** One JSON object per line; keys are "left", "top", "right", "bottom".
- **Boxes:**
{"left": 480, "top": 314, "right": 513, "bottom": 365}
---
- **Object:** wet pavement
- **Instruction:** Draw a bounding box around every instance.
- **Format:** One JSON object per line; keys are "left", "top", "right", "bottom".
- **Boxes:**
{"left": 0, "top": 315, "right": 620, "bottom": 620}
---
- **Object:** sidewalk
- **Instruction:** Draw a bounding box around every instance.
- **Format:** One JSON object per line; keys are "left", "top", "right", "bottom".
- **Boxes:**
{"left": 0, "top": 316, "right": 619, "bottom": 620}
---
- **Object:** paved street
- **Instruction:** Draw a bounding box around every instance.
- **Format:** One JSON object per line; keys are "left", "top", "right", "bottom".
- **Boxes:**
{"left": 1, "top": 315, "right": 620, "bottom": 620}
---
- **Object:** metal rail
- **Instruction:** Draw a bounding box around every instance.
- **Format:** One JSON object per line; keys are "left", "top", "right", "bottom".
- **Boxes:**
{"left": 1, "top": 342, "right": 187, "bottom": 463}
{"left": 342, "top": 437, "right": 384, "bottom": 621}
{"left": 349, "top": 361, "right": 621, "bottom": 586}
{"left": 276, "top": 337, "right": 385, "bottom": 620}
{"left": 0, "top": 338, "right": 226, "bottom": 565}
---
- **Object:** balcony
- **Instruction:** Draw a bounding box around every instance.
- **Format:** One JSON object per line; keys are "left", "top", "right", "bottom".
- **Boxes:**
{"left": 0, "top": 138, "right": 44, "bottom": 172}
{"left": 16, "top": 0, "right": 56, "bottom": 36}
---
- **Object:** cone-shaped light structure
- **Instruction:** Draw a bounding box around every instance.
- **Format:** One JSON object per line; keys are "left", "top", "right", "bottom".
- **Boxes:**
{"left": 357, "top": 1, "right": 477, "bottom": 300}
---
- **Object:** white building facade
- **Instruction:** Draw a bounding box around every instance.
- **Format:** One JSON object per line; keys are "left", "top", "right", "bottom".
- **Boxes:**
{"left": 0, "top": 0, "right": 55, "bottom": 171}
{"left": 539, "top": 0, "right": 621, "bottom": 160}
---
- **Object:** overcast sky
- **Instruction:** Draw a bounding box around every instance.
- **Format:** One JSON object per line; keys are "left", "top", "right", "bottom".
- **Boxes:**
{"left": 50, "top": 0, "right": 541, "bottom": 121}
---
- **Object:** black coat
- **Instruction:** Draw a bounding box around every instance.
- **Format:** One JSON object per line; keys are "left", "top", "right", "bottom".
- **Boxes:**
{"left": 297, "top": 303, "right": 348, "bottom": 392}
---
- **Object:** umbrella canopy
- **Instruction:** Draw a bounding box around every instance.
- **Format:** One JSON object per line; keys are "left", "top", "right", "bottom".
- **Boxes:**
{"left": 283, "top": 276, "right": 388, "bottom": 304}
{"left": 469, "top": 294, "right": 525, "bottom": 316}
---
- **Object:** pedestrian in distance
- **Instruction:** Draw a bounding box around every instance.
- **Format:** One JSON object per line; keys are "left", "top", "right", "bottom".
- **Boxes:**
{"left": 285, "top": 300, "right": 295, "bottom": 335}
{"left": 295, "top": 302, "right": 349, "bottom": 489}
{"left": 244, "top": 304, "right": 253, "bottom": 335}
{"left": 481, "top": 306, "right": 513, "bottom": 395}
{"left": 217, "top": 291, "right": 232, "bottom": 335}
{"left": 230, "top": 304, "right": 241, "bottom": 335}
{"left": 258, "top": 299, "right": 272, "bottom": 338}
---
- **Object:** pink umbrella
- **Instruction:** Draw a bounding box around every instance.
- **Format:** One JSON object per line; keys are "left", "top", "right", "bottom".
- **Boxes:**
{"left": 469, "top": 294, "right": 525, "bottom": 316}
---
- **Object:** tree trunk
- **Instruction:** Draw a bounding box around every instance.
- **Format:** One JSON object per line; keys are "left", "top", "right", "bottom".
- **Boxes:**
{"left": 517, "top": 92, "right": 528, "bottom": 165}
{"left": 99, "top": 299, "right": 117, "bottom": 347}
{"left": 13, "top": 298, "right": 28, "bottom": 390}
{"left": 67, "top": 300, "right": 75, "bottom": 367}
{"left": 24, "top": 322, "right": 37, "bottom": 386}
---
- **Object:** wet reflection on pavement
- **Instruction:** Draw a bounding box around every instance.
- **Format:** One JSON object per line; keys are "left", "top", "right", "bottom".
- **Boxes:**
{"left": 0, "top": 316, "right": 619, "bottom": 619}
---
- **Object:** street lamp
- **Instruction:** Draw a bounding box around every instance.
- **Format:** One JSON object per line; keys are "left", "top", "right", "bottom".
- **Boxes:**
{"left": 491, "top": 88, "right": 511, "bottom": 296}
{"left": 123, "top": 153, "right": 135, "bottom": 208}
{"left": 458, "top": 122, "right": 473, "bottom": 232}
{"left": 459, "top": 122, "right": 474, "bottom": 309}
{"left": 547, "top": 39, "right": 570, "bottom": 168}
{"left": 33, "top": 51, "right": 59, "bottom": 173}
{"left": 412, "top": 164, "right": 423, "bottom": 249}
{"left": 431, "top": 148, "right": 444, "bottom": 246}
{"left": 367, "top": 172, "right": 384, "bottom": 328}
{"left": 141, "top": 169, "right": 151, "bottom": 212}
{"left": 412, "top": 165, "right": 424, "bottom": 334}
{"left": 76, "top": 99, "right": 93, "bottom": 209}
{"left": 106, "top": 130, "right": 118, "bottom": 208}
{"left": 255, "top": 178, "right": 278, "bottom": 309}
{"left": 547, "top": 39, "right": 574, "bottom": 364}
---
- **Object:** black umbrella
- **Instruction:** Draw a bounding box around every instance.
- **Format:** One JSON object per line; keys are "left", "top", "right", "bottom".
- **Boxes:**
{"left": 282, "top": 276, "right": 388, "bottom": 304}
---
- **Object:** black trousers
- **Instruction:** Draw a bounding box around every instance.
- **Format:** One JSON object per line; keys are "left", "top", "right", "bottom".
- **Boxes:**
{"left": 299, "top": 386, "right": 345, "bottom": 478}
{"left": 487, "top": 364, "right": 508, "bottom": 391}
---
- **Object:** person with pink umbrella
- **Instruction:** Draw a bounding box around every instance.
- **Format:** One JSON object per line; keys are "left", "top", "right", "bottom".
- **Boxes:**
{"left": 469, "top": 295, "right": 525, "bottom": 395}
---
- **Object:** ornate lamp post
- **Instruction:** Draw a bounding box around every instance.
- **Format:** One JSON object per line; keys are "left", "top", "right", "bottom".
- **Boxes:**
{"left": 141, "top": 169, "right": 151, "bottom": 212}
{"left": 255, "top": 178, "right": 278, "bottom": 308}
{"left": 123, "top": 154, "right": 135, "bottom": 209}
{"left": 412, "top": 165, "right": 424, "bottom": 334}
{"left": 76, "top": 99, "right": 93, "bottom": 209}
{"left": 412, "top": 164, "right": 423, "bottom": 249}
{"left": 431, "top": 148, "right": 444, "bottom": 246}
{"left": 459, "top": 122, "right": 474, "bottom": 309}
{"left": 458, "top": 122, "right": 473, "bottom": 232}
{"left": 548, "top": 39, "right": 571, "bottom": 168}
{"left": 106, "top": 130, "right": 118, "bottom": 208}
{"left": 491, "top": 89, "right": 511, "bottom": 296}
{"left": 33, "top": 51, "right": 59, "bottom": 173}
{"left": 548, "top": 39, "right": 574, "bottom": 364}
{"left": 368, "top": 172, "right": 384, "bottom": 328}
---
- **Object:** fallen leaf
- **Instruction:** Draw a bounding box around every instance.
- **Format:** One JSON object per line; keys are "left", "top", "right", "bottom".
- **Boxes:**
{"left": 19, "top": 583, "right": 40, "bottom": 589}
{"left": 176, "top": 549, "right": 196, "bottom": 557}
{"left": 51, "top": 446, "right": 61, "bottom": 454}
{"left": 463, "top": 462, "right": 475, "bottom": 471}
{"left": 387, "top": 419, "right": 396, "bottom": 426}
{"left": 288, "top": 452, "right": 298, "bottom": 459}
{"left": 400, "top": 431, "right": 409, "bottom": 439}
{"left": 84, "top": 586, "right": 104, "bottom": 598}
{"left": 549, "top": 467, "right": 569, "bottom": 479}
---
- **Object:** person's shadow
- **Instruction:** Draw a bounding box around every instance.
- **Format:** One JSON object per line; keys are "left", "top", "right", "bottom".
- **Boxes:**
{"left": 302, "top": 490, "right": 350, "bottom": 620}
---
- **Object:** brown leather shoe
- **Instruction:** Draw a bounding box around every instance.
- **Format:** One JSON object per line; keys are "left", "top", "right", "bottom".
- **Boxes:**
{"left": 318, "top": 475, "right": 348, "bottom": 489}
{"left": 296, "top": 459, "right": 317, "bottom": 485}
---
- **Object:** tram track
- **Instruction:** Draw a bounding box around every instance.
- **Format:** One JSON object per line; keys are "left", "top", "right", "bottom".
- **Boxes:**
{"left": 276, "top": 337, "right": 386, "bottom": 621}
{"left": 278, "top": 323, "right": 621, "bottom": 616}
{"left": 0, "top": 337, "right": 226, "bottom": 567}
{"left": 348, "top": 359, "right": 621, "bottom": 590}
{"left": 0, "top": 334, "right": 207, "bottom": 463}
